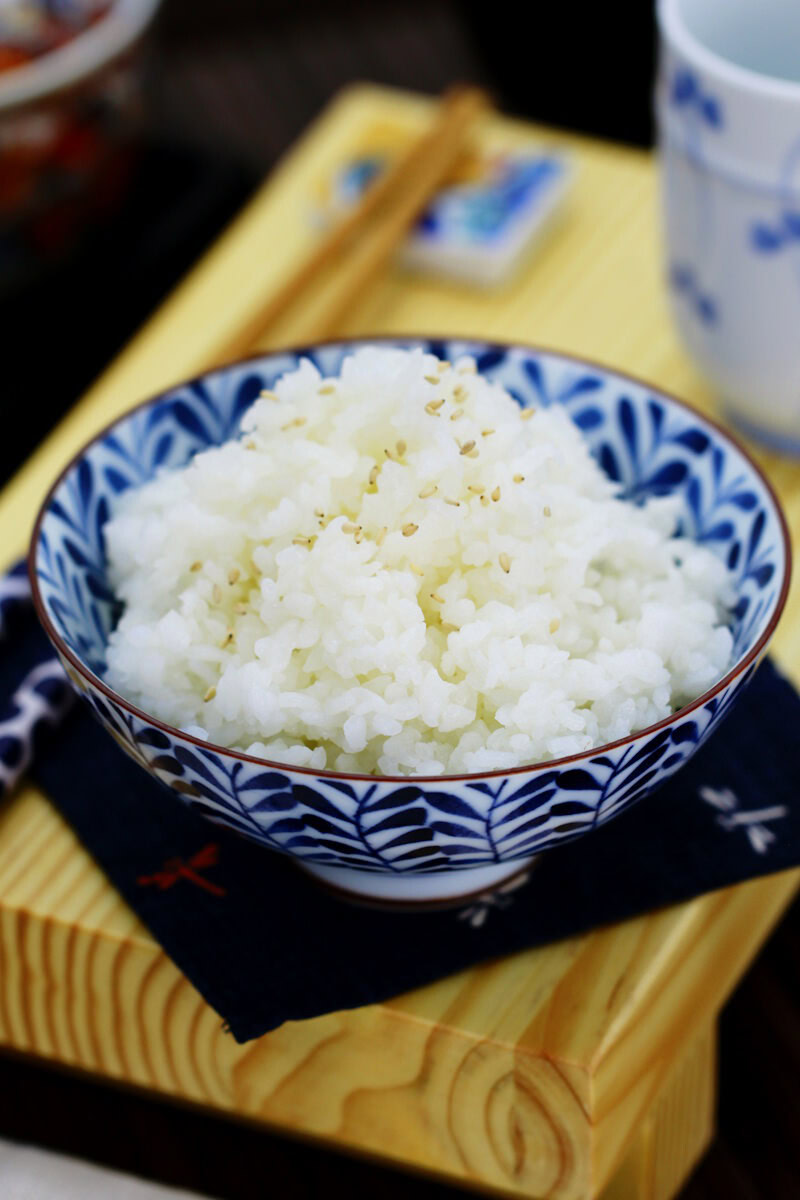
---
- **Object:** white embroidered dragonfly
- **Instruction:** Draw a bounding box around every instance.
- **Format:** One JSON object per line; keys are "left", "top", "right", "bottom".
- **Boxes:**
{"left": 699, "top": 785, "right": 788, "bottom": 854}
{"left": 457, "top": 868, "right": 534, "bottom": 929}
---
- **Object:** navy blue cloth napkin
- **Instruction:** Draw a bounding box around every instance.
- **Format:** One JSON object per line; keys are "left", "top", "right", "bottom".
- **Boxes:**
{"left": 5, "top": 599, "right": 799, "bottom": 1042}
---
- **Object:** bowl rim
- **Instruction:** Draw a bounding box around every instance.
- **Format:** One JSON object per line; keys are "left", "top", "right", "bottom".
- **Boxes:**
{"left": 0, "top": 0, "right": 161, "bottom": 113}
{"left": 28, "top": 335, "right": 794, "bottom": 785}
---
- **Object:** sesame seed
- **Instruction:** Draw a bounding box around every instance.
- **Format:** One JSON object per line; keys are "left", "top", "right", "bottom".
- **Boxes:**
{"left": 259, "top": 390, "right": 277, "bottom": 400}
{"left": 459, "top": 440, "right": 476, "bottom": 456}
{"left": 281, "top": 416, "right": 306, "bottom": 430}
{"left": 467, "top": 484, "right": 484, "bottom": 494}
{"left": 439, "top": 360, "right": 452, "bottom": 370}
{"left": 318, "top": 384, "right": 336, "bottom": 394}
{"left": 245, "top": 440, "right": 258, "bottom": 450}
{"left": 513, "top": 473, "right": 525, "bottom": 483}
{"left": 543, "top": 505, "right": 552, "bottom": 517}
{"left": 376, "top": 527, "right": 388, "bottom": 546}
{"left": 453, "top": 385, "right": 466, "bottom": 400}
{"left": 458, "top": 362, "right": 476, "bottom": 374}
{"left": 491, "top": 486, "right": 501, "bottom": 502}
{"left": 410, "top": 562, "right": 424, "bottom": 577}
{"left": 444, "top": 498, "right": 460, "bottom": 507}
{"left": 220, "top": 629, "right": 234, "bottom": 648}
{"left": 368, "top": 465, "right": 380, "bottom": 486}
{"left": 430, "top": 592, "right": 445, "bottom": 603}
{"left": 190, "top": 561, "right": 202, "bottom": 572}
{"left": 424, "top": 374, "right": 440, "bottom": 385}
{"left": 402, "top": 523, "right": 419, "bottom": 537}
{"left": 384, "top": 447, "right": 394, "bottom": 459}
{"left": 212, "top": 584, "right": 222, "bottom": 605}
{"left": 234, "top": 602, "right": 248, "bottom": 614}
{"left": 314, "top": 508, "right": 325, "bottom": 517}
{"left": 203, "top": 686, "right": 216, "bottom": 702}
{"left": 480, "top": 493, "right": 490, "bottom": 506}
{"left": 549, "top": 618, "right": 560, "bottom": 633}
{"left": 481, "top": 428, "right": 495, "bottom": 438}
{"left": 228, "top": 567, "right": 240, "bottom": 585}
{"left": 466, "top": 447, "right": 480, "bottom": 459}
{"left": 354, "top": 529, "right": 363, "bottom": 544}
{"left": 396, "top": 439, "right": 407, "bottom": 457}
{"left": 499, "top": 552, "right": 511, "bottom": 574}
{"left": 450, "top": 409, "right": 465, "bottom": 421}
{"left": 425, "top": 397, "right": 446, "bottom": 414}
{"left": 521, "top": 408, "right": 535, "bottom": 421}
{"left": 293, "top": 535, "right": 313, "bottom": 546}
{"left": 342, "top": 523, "right": 358, "bottom": 534}
{"left": 418, "top": 484, "right": 438, "bottom": 499}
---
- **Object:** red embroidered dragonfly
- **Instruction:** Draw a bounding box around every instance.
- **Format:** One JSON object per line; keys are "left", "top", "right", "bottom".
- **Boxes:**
{"left": 138, "top": 843, "right": 226, "bottom": 897}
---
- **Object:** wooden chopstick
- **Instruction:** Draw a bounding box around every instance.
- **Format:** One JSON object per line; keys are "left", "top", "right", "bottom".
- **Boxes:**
{"left": 215, "top": 85, "right": 489, "bottom": 363}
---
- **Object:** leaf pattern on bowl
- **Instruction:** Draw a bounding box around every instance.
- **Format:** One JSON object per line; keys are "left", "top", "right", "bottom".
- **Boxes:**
{"left": 32, "top": 340, "right": 787, "bottom": 875}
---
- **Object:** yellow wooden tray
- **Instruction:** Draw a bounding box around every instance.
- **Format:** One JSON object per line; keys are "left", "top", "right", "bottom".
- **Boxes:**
{"left": 1, "top": 85, "right": 799, "bottom": 1200}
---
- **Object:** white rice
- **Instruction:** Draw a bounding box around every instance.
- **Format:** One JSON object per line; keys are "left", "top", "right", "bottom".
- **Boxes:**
{"left": 104, "top": 346, "right": 734, "bottom": 776}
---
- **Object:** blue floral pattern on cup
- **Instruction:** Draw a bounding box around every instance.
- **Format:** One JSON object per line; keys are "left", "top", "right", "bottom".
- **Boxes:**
{"left": 748, "top": 134, "right": 800, "bottom": 274}
{"left": 669, "top": 68, "right": 724, "bottom": 129}
{"left": 750, "top": 210, "right": 800, "bottom": 253}
{"left": 669, "top": 264, "right": 718, "bottom": 325}
{"left": 30, "top": 340, "right": 789, "bottom": 877}
{"left": 666, "top": 67, "right": 723, "bottom": 327}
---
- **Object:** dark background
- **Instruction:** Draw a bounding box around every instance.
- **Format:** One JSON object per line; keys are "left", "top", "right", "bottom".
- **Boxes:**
{"left": 0, "top": 0, "right": 658, "bottom": 487}
{"left": 2, "top": 1, "right": 799, "bottom": 1196}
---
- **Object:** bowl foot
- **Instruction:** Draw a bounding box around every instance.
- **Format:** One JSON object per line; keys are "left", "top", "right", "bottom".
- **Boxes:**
{"left": 297, "top": 857, "right": 538, "bottom": 909}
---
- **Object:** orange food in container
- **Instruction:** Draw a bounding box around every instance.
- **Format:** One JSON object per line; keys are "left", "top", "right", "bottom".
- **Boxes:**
{"left": 0, "top": 0, "right": 162, "bottom": 289}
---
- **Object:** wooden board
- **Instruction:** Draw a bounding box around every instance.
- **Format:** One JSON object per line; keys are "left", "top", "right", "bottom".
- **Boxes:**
{"left": 1, "top": 84, "right": 798, "bottom": 1200}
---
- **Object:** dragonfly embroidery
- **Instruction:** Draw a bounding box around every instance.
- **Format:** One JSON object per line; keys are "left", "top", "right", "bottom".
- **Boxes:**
{"left": 138, "top": 843, "right": 226, "bottom": 896}
{"left": 457, "top": 869, "right": 533, "bottom": 928}
{"left": 699, "top": 785, "right": 787, "bottom": 854}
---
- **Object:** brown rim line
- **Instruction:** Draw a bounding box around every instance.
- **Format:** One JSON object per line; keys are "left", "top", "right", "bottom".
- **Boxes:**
{"left": 28, "top": 334, "right": 794, "bottom": 786}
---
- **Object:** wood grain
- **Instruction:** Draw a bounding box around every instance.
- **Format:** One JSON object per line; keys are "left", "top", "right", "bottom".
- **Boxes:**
{"left": 1, "top": 84, "right": 799, "bottom": 1199}
{"left": 601, "top": 1025, "right": 716, "bottom": 1199}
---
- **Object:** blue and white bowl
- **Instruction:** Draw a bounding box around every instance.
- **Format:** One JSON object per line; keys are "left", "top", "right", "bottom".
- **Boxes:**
{"left": 29, "top": 339, "right": 791, "bottom": 904}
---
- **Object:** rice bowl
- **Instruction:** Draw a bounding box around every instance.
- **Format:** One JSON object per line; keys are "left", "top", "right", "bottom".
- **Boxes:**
{"left": 30, "top": 338, "right": 789, "bottom": 902}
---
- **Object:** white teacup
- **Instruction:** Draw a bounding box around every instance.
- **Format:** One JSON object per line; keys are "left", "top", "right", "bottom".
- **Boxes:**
{"left": 656, "top": 0, "right": 800, "bottom": 452}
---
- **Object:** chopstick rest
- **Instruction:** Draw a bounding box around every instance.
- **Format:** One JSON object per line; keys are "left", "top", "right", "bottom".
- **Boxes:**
{"left": 316, "top": 141, "right": 573, "bottom": 286}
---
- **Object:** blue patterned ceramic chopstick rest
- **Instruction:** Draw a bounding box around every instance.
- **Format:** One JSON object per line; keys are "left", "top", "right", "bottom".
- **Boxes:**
{"left": 1, "top": 559, "right": 799, "bottom": 1041}
{"left": 316, "top": 139, "right": 572, "bottom": 286}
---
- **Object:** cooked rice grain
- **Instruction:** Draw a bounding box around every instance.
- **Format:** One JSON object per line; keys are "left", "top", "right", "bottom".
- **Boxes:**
{"left": 104, "top": 347, "right": 734, "bottom": 775}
